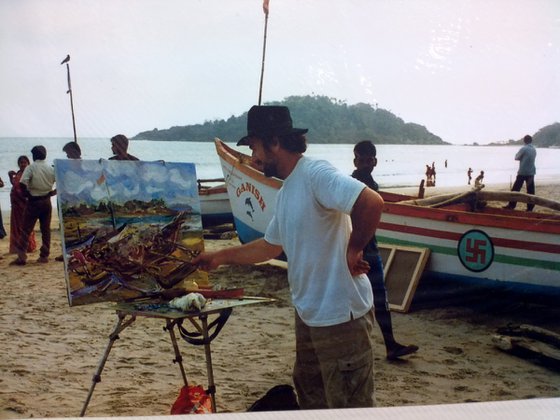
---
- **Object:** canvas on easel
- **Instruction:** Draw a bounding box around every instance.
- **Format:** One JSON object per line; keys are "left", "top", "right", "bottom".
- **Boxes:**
{"left": 54, "top": 159, "right": 207, "bottom": 306}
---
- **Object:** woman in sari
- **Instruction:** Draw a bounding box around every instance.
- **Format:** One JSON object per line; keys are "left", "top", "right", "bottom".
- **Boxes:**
{"left": 0, "top": 177, "right": 7, "bottom": 239}
{"left": 8, "top": 155, "right": 36, "bottom": 253}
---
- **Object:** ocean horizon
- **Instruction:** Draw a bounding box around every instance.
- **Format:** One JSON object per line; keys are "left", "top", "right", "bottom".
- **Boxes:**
{"left": 1, "top": 137, "right": 559, "bottom": 216}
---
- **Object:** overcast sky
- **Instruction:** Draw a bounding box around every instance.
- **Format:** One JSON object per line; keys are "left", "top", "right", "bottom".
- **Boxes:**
{"left": 1, "top": 0, "right": 558, "bottom": 144}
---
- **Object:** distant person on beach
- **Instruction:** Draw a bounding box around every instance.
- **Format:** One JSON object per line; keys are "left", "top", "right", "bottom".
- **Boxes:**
{"left": 63, "top": 141, "right": 82, "bottom": 159}
{"left": 351, "top": 140, "right": 419, "bottom": 360}
{"left": 7, "top": 156, "right": 37, "bottom": 254}
{"left": 193, "top": 105, "right": 384, "bottom": 409}
{"left": 0, "top": 176, "right": 7, "bottom": 240}
{"left": 10, "top": 146, "right": 56, "bottom": 266}
{"left": 109, "top": 134, "right": 139, "bottom": 161}
{"left": 503, "top": 134, "right": 537, "bottom": 211}
{"left": 425, "top": 164, "right": 433, "bottom": 186}
{"left": 474, "top": 170, "right": 484, "bottom": 188}
{"left": 467, "top": 167, "right": 473, "bottom": 185}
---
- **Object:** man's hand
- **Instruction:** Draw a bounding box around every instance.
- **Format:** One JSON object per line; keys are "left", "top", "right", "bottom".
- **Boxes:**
{"left": 192, "top": 251, "right": 223, "bottom": 272}
{"left": 347, "top": 249, "right": 370, "bottom": 276}
{"left": 348, "top": 187, "right": 384, "bottom": 269}
{"left": 192, "top": 238, "right": 283, "bottom": 272}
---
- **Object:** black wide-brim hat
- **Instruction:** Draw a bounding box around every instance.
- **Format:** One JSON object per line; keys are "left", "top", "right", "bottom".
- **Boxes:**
{"left": 237, "top": 105, "right": 308, "bottom": 146}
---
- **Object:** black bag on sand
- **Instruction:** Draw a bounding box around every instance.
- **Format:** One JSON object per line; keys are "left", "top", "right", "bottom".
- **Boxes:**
{"left": 247, "top": 384, "right": 300, "bottom": 412}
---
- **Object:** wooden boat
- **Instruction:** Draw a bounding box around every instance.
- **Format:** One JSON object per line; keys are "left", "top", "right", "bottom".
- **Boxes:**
{"left": 215, "top": 138, "right": 560, "bottom": 291}
{"left": 197, "top": 178, "right": 233, "bottom": 227}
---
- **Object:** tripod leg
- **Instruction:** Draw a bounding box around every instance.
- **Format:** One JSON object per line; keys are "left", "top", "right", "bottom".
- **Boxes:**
{"left": 200, "top": 314, "right": 217, "bottom": 413}
{"left": 166, "top": 319, "right": 189, "bottom": 387}
{"left": 80, "top": 313, "right": 136, "bottom": 417}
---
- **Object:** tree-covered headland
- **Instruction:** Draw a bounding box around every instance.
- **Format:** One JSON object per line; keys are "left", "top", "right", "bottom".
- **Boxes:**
{"left": 133, "top": 95, "right": 448, "bottom": 145}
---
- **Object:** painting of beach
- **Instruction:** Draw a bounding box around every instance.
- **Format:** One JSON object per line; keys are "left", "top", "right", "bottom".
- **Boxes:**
{"left": 54, "top": 159, "right": 206, "bottom": 306}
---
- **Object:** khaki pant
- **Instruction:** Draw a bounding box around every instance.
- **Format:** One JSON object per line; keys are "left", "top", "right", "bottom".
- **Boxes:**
{"left": 293, "top": 311, "right": 375, "bottom": 409}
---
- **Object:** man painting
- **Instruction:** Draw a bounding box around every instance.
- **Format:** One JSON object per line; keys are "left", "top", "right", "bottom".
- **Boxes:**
{"left": 193, "top": 106, "right": 384, "bottom": 409}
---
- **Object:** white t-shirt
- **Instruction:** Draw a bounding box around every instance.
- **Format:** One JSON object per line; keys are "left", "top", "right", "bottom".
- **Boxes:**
{"left": 264, "top": 157, "right": 373, "bottom": 327}
{"left": 20, "top": 160, "right": 56, "bottom": 197}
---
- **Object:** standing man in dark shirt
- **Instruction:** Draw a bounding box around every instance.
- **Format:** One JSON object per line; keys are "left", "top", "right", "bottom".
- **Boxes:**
{"left": 504, "top": 134, "right": 537, "bottom": 211}
{"left": 352, "top": 140, "right": 418, "bottom": 360}
{"left": 109, "top": 134, "right": 139, "bottom": 160}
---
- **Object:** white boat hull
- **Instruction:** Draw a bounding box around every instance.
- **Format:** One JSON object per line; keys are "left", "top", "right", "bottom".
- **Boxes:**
{"left": 215, "top": 139, "right": 560, "bottom": 291}
{"left": 199, "top": 184, "right": 233, "bottom": 227}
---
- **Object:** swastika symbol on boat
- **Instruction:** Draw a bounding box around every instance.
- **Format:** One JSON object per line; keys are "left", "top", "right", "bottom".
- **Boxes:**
{"left": 465, "top": 239, "right": 487, "bottom": 264}
{"left": 457, "top": 229, "right": 494, "bottom": 272}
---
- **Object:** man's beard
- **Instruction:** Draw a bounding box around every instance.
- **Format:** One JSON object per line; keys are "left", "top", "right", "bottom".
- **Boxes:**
{"left": 262, "top": 161, "right": 278, "bottom": 178}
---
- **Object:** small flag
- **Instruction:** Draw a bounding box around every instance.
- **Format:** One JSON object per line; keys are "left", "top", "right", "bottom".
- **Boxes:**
{"left": 96, "top": 173, "right": 106, "bottom": 185}
{"left": 263, "top": 0, "right": 269, "bottom": 16}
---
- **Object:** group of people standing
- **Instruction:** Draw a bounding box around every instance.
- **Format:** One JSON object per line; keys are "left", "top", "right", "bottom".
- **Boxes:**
{"left": 6, "top": 146, "right": 56, "bottom": 265}
{"left": 1, "top": 134, "right": 137, "bottom": 265}
{"left": 425, "top": 162, "right": 436, "bottom": 186}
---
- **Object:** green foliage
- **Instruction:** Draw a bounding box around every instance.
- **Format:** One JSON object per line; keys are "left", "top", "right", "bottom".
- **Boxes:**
{"left": 489, "top": 122, "right": 560, "bottom": 147}
{"left": 534, "top": 122, "right": 560, "bottom": 147}
{"left": 132, "top": 95, "right": 448, "bottom": 144}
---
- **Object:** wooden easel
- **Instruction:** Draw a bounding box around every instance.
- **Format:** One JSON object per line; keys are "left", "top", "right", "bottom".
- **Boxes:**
{"left": 80, "top": 297, "right": 273, "bottom": 416}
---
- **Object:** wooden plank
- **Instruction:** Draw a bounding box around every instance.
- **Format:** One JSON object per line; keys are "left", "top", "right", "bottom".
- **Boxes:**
{"left": 378, "top": 244, "right": 430, "bottom": 313}
{"left": 492, "top": 335, "right": 560, "bottom": 366}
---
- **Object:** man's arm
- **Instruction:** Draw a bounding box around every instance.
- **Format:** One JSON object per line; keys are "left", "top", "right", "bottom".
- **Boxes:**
{"left": 515, "top": 146, "right": 525, "bottom": 161}
{"left": 192, "top": 238, "right": 283, "bottom": 272}
{"left": 19, "top": 182, "right": 32, "bottom": 199}
{"left": 347, "top": 187, "right": 384, "bottom": 276}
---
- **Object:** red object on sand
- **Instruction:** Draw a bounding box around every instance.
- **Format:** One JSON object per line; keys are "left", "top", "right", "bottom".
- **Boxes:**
{"left": 170, "top": 385, "right": 213, "bottom": 414}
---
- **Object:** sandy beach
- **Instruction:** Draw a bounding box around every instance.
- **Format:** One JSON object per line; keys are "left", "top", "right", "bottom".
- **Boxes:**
{"left": 1, "top": 183, "right": 559, "bottom": 418}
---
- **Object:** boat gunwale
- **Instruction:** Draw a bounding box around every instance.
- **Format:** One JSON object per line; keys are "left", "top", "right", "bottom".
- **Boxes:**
{"left": 383, "top": 200, "right": 560, "bottom": 235}
{"left": 198, "top": 186, "right": 228, "bottom": 196}
{"left": 215, "top": 138, "right": 282, "bottom": 190}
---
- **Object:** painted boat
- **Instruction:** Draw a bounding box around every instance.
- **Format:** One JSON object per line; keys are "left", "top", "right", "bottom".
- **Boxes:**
{"left": 215, "top": 138, "right": 560, "bottom": 291}
{"left": 198, "top": 178, "right": 233, "bottom": 227}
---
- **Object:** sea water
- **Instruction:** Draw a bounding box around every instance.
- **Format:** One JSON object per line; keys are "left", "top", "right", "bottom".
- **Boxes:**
{"left": 1, "top": 137, "right": 559, "bottom": 215}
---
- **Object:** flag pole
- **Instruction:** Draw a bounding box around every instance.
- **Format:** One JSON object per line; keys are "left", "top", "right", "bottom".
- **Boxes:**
{"left": 61, "top": 54, "right": 78, "bottom": 143}
{"left": 258, "top": 0, "right": 270, "bottom": 105}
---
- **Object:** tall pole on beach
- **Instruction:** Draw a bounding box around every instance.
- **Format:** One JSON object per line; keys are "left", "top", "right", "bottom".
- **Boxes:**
{"left": 61, "top": 54, "right": 78, "bottom": 143}
{"left": 258, "top": 0, "right": 270, "bottom": 105}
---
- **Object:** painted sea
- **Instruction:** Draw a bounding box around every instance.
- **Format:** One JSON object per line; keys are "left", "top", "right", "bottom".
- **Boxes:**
{"left": 1, "top": 137, "right": 559, "bottom": 216}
